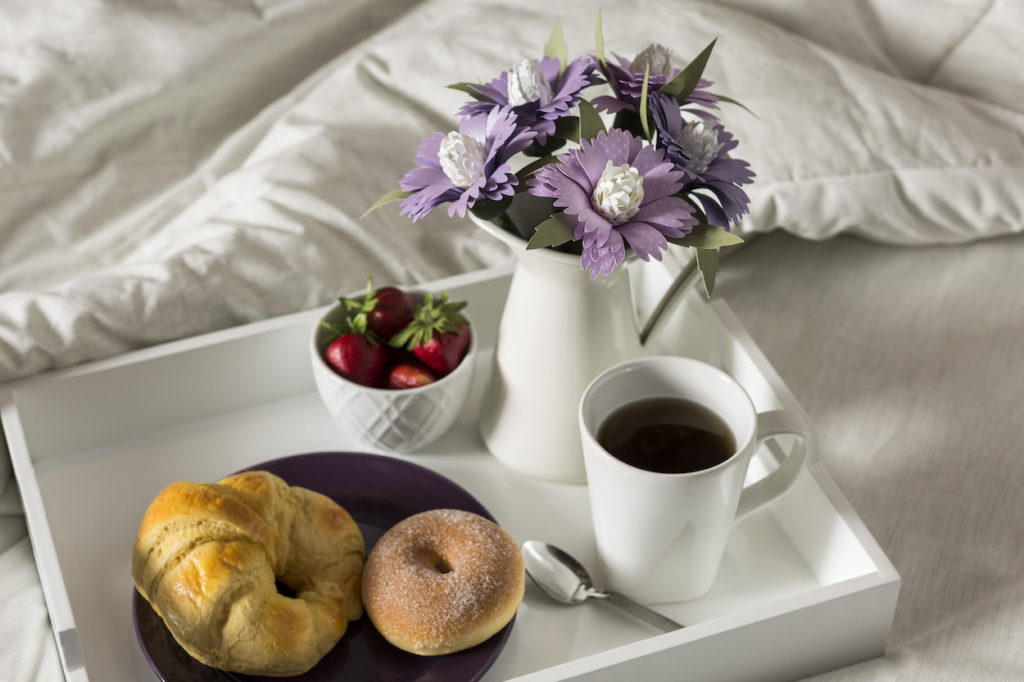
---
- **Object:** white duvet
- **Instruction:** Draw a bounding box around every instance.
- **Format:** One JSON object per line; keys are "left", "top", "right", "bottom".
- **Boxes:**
{"left": 1, "top": 0, "right": 1022, "bottom": 679}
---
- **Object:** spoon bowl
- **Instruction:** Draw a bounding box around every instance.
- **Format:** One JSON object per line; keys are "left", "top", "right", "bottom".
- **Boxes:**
{"left": 521, "top": 541, "right": 684, "bottom": 632}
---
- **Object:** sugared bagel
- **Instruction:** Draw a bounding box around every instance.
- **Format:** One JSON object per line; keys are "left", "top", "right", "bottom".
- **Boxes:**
{"left": 132, "top": 470, "right": 365, "bottom": 676}
{"left": 361, "top": 508, "right": 524, "bottom": 655}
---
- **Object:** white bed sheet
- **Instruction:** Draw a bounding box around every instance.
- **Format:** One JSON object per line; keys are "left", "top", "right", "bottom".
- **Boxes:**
{"left": 1, "top": 0, "right": 1022, "bottom": 679}
{"left": 717, "top": 230, "right": 1024, "bottom": 681}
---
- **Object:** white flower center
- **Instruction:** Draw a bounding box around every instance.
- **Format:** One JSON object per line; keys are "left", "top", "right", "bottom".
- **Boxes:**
{"left": 674, "top": 121, "right": 724, "bottom": 175}
{"left": 506, "top": 59, "right": 553, "bottom": 106}
{"left": 438, "top": 131, "right": 486, "bottom": 188}
{"left": 630, "top": 43, "right": 673, "bottom": 78}
{"left": 591, "top": 161, "right": 644, "bottom": 225}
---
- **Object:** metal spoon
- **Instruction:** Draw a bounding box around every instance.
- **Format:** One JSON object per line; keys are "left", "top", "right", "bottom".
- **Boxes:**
{"left": 521, "top": 540, "right": 684, "bottom": 632}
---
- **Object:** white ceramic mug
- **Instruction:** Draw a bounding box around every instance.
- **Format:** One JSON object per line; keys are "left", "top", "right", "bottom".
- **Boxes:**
{"left": 579, "top": 355, "right": 812, "bottom": 603}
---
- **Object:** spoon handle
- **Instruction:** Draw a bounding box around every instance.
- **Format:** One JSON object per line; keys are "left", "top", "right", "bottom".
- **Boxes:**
{"left": 596, "top": 591, "right": 684, "bottom": 632}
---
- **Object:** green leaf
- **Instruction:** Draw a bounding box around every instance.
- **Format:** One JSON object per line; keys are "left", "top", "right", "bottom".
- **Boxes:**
{"left": 522, "top": 136, "right": 567, "bottom": 157}
{"left": 594, "top": 10, "right": 605, "bottom": 65}
{"left": 527, "top": 214, "right": 576, "bottom": 250}
{"left": 361, "top": 188, "right": 412, "bottom": 219}
{"left": 667, "top": 224, "right": 743, "bottom": 249}
{"left": 447, "top": 82, "right": 497, "bottom": 103}
{"left": 544, "top": 21, "right": 568, "bottom": 76}
{"left": 661, "top": 38, "right": 717, "bottom": 104}
{"left": 488, "top": 211, "right": 519, "bottom": 235}
{"left": 554, "top": 115, "right": 581, "bottom": 143}
{"left": 578, "top": 98, "right": 605, "bottom": 141}
{"left": 714, "top": 93, "right": 758, "bottom": 118}
{"left": 319, "top": 319, "right": 347, "bottom": 339}
{"left": 638, "top": 64, "right": 652, "bottom": 140}
{"left": 392, "top": 291, "right": 469, "bottom": 349}
{"left": 515, "top": 156, "right": 559, "bottom": 184}
{"left": 612, "top": 109, "right": 645, "bottom": 138}
{"left": 469, "top": 195, "right": 514, "bottom": 221}
{"left": 695, "top": 247, "right": 719, "bottom": 297}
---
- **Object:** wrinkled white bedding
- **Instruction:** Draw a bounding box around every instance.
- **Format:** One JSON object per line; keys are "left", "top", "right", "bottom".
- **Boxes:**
{"left": 1, "top": 0, "right": 1022, "bottom": 679}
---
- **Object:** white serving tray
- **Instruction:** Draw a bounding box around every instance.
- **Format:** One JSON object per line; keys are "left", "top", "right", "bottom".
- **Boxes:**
{"left": 1, "top": 262, "right": 899, "bottom": 682}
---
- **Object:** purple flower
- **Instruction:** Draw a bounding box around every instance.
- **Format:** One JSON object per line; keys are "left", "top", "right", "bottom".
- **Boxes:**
{"left": 528, "top": 127, "right": 697, "bottom": 278}
{"left": 398, "top": 107, "right": 536, "bottom": 222}
{"left": 459, "top": 56, "right": 599, "bottom": 144}
{"left": 649, "top": 93, "right": 754, "bottom": 227}
{"left": 592, "top": 45, "right": 719, "bottom": 118}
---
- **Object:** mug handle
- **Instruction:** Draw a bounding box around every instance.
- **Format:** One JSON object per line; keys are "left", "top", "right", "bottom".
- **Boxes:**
{"left": 734, "top": 409, "right": 812, "bottom": 522}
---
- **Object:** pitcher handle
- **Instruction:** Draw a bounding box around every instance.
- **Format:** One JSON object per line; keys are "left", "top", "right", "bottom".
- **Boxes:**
{"left": 734, "top": 409, "right": 812, "bottom": 523}
{"left": 639, "top": 255, "right": 700, "bottom": 346}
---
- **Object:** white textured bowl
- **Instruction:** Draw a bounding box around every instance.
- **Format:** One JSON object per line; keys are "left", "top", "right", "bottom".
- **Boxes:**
{"left": 310, "top": 290, "right": 476, "bottom": 453}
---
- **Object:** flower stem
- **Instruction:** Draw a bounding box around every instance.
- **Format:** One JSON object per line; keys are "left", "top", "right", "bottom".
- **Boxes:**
{"left": 639, "top": 254, "right": 701, "bottom": 347}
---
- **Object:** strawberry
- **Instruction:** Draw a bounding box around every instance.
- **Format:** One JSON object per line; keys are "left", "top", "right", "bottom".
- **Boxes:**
{"left": 324, "top": 333, "right": 387, "bottom": 387}
{"left": 390, "top": 291, "right": 471, "bottom": 377}
{"left": 320, "top": 280, "right": 395, "bottom": 387}
{"left": 369, "top": 287, "right": 415, "bottom": 340}
{"left": 386, "top": 362, "right": 437, "bottom": 389}
{"left": 338, "top": 275, "right": 415, "bottom": 342}
{"left": 413, "top": 326, "right": 470, "bottom": 377}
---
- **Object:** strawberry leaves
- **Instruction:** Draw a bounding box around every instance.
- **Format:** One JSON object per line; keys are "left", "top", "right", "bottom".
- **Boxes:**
{"left": 322, "top": 275, "right": 417, "bottom": 343}
{"left": 389, "top": 292, "right": 471, "bottom": 377}
{"left": 389, "top": 292, "right": 469, "bottom": 350}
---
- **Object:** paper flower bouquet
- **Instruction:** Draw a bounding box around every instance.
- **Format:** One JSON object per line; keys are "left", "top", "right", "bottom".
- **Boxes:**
{"left": 369, "top": 16, "right": 754, "bottom": 295}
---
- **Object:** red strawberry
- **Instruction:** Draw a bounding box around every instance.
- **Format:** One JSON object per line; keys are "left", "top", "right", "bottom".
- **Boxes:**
{"left": 325, "top": 333, "right": 387, "bottom": 387}
{"left": 338, "top": 275, "right": 415, "bottom": 342}
{"left": 390, "top": 291, "right": 471, "bottom": 377}
{"left": 386, "top": 362, "right": 437, "bottom": 389}
{"left": 413, "top": 325, "right": 470, "bottom": 377}
{"left": 321, "top": 279, "right": 396, "bottom": 387}
{"left": 367, "top": 286, "right": 415, "bottom": 340}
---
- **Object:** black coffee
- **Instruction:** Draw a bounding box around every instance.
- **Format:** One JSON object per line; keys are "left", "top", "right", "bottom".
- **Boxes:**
{"left": 596, "top": 397, "right": 735, "bottom": 474}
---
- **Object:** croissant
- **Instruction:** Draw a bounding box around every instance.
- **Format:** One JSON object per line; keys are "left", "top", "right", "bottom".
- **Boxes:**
{"left": 132, "top": 470, "right": 365, "bottom": 676}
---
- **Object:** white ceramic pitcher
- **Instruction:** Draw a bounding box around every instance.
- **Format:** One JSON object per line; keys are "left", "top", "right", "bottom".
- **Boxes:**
{"left": 472, "top": 197, "right": 696, "bottom": 483}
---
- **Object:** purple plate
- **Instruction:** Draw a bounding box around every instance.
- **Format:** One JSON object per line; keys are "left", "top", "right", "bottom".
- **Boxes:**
{"left": 133, "top": 451, "right": 514, "bottom": 682}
